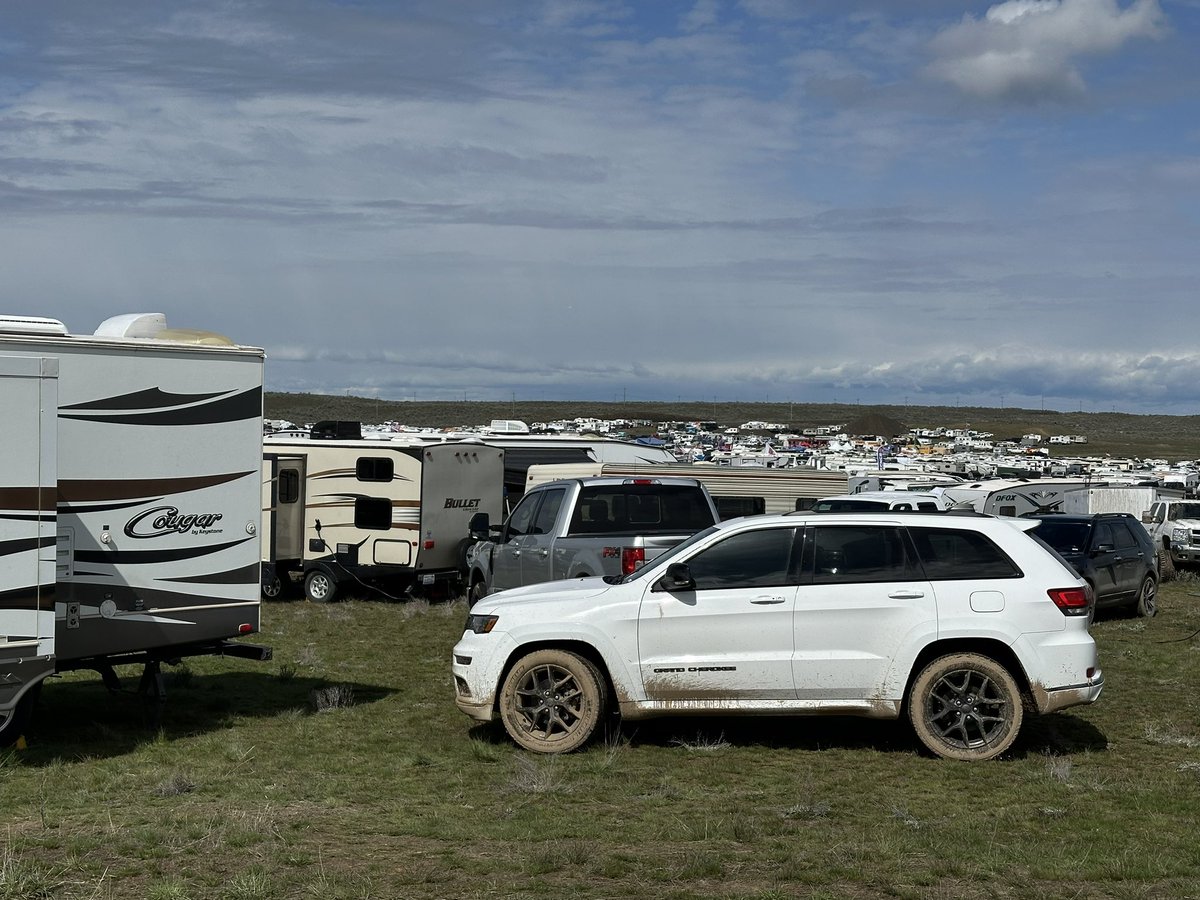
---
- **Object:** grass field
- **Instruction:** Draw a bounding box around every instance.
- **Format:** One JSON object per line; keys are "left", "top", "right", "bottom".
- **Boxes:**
{"left": 4, "top": 584, "right": 1200, "bottom": 899}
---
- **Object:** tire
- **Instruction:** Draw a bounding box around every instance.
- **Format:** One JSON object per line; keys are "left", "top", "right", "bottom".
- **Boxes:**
{"left": 304, "top": 569, "right": 337, "bottom": 604}
{"left": 468, "top": 577, "right": 487, "bottom": 608}
{"left": 1157, "top": 548, "right": 1176, "bottom": 582}
{"left": 498, "top": 649, "right": 607, "bottom": 754}
{"left": 0, "top": 684, "right": 41, "bottom": 747}
{"left": 908, "top": 653, "right": 1023, "bottom": 761}
{"left": 262, "top": 573, "right": 284, "bottom": 600}
{"left": 1134, "top": 574, "right": 1158, "bottom": 618}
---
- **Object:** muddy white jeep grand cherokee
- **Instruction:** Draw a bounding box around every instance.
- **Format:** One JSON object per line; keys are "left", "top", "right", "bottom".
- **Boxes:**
{"left": 452, "top": 511, "right": 1103, "bottom": 761}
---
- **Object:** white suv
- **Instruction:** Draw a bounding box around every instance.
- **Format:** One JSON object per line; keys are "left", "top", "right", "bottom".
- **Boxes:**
{"left": 452, "top": 511, "right": 1103, "bottom": 761}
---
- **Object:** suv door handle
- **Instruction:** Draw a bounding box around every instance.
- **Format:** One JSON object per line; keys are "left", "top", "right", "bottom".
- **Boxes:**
{"left": 888, "top": 590, "right": 925, "bottom": 600}
{"left": 750, "top": 596, "right": 786, "bottom": 605}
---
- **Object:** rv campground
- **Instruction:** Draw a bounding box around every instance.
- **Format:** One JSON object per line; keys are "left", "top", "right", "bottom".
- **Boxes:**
{"left": 3, "top": 584, "right": 1200, "bottom": 899}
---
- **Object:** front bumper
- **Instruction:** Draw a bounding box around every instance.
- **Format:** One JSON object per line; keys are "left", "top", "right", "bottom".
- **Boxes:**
{"left": 451, "top": 630, "right": 517, "bottom": 722}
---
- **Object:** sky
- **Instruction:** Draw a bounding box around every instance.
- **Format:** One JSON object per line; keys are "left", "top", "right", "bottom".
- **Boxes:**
{"left": 2, "top": 0, "right": 1198, "bottom": 415}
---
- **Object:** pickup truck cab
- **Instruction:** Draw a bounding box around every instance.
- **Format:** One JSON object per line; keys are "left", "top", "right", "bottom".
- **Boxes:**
{"left": 1142, "top": 499, "right": 1200, "bottom": 574}
{"left": 464, "top": 476, "right": 719, "bottom": 604}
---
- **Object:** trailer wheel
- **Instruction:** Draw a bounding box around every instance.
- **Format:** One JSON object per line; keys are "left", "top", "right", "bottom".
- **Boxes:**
{"left": 304, "top": 569, "right": 337, "bottom": 603}
{"left": 0, "top": 683, "right": 41, "bottom": 747}
{"left": 262, "top": 573, "right": 284, "bottom": 600}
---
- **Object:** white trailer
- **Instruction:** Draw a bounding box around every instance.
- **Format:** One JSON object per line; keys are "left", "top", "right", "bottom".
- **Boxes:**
{"left": 935, "top": 478, "right": 1094, "bottom": 517}
{"left": 524, "top": 462, "right": 849, "bottom": 517}
{"left": 262, "top": 437, "right": 505, "bottom": 602}
{"left": 1, "top": 313, "right": 268, "bottom": 744}
{"left": 1061, "top": 485, "right": 1180, "bottom": 517}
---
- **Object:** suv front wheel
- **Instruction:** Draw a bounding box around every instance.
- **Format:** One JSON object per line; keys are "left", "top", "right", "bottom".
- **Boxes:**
{"left": 499, "top": 649, "right": 607, "bottom": 753}
{"left": 908, "top": 653, "right": 1023, "bottom": 761}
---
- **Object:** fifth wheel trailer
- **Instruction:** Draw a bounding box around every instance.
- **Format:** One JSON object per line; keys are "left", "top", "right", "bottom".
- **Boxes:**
{"left": 0, "top": 313, "right": 269, "bottom": 745}
{"left": 261, "top": 437, "right": 505, "bottom": 602}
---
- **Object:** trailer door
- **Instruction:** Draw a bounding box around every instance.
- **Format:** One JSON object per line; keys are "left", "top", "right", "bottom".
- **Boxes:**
{"left": 0, "top": 355, "right": 58, "bottom": 720}
{"left": 264, "top": 454, "right": 306, "bottom": 562}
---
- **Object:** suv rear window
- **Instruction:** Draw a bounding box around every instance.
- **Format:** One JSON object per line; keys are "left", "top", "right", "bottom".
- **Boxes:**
{"left": 908, "top": 526, "right": 1022, "bottom": 580}
{"left": 568, "top": 484, "right": 715, "bottom": 535}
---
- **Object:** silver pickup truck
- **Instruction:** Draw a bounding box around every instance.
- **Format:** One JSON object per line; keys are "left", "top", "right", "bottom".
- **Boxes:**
{"left": 464, "top": 476, "right": 720, "bottom": 604}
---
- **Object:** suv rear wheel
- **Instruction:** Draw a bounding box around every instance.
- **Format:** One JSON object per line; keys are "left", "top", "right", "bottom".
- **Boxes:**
{"left": 499, "top": 649, "right": 606, "bottom": 753}
{"left": 908, "top": 653, "right": 1023, "bottom": 761}
{"left": 1134, "top": 574, "right": 1158, "bottom": 618}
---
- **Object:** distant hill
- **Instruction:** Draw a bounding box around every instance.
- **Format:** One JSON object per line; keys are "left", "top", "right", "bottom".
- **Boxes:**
{"left": 263, "top": 392, "right": 1200, "bottom": 462}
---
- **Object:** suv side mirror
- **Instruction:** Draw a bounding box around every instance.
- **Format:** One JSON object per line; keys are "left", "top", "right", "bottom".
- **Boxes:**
{"left": 468, "top": 512, "right": 490, "bottom": 540}
{"left": 1091, "top": 542, "right": 1115, "bottom": 555}
{"left": 1140, "top": 511, "right": 1153, "bottom": 524}
{"left": 655, "top": 562, "right": 696, "bottom": 592}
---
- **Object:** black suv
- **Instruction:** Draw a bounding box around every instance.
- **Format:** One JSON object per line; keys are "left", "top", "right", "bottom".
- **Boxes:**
{"left": 1027, "top": 513, "right": 1158, "bottom": 619}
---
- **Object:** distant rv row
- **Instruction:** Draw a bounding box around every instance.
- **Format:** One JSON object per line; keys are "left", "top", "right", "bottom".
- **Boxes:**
{"left": 259, "top": 420, "right": 1187, "bottom": 603}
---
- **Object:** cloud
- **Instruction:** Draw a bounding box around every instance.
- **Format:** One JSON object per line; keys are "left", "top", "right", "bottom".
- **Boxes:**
{"left": 927, "top": 0, "right": 1165, "bottom": 103}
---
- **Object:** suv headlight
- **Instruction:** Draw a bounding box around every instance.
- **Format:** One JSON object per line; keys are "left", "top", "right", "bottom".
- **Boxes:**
{"left": 465, "top": 613, "right": 499, "bottom": 634}
{"left": 1172, "top": 526, "right": 1189, "bottom": 545}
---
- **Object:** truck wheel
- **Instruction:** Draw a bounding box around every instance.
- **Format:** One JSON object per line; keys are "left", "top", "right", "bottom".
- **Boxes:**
{"left": 908, "top": 653, "right": 1023, "bottom": 761}
{"left": 499, "top": 649, "right": 607, "bottom": 754}
{"left": 1157, "top": 548, "right": 1176, "bottom": 582}
{"left": 1134, "top": 574, "right": 1158, "bottom": 618}
{"left": 468, "top": 577, "right": 487, "bottom": 608}
{"left": 304, "top": 569, "right": 337, "bottom": 603}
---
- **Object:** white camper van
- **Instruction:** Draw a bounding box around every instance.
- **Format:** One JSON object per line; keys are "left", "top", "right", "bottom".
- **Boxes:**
{"left": 262, "top": 436, "right": 505, "bottom": 602}
{"left": 1, "top": 313, "right": 268, "bottom": 744}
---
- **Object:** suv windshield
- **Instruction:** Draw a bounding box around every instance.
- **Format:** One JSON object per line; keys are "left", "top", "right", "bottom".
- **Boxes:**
{"left": 1170, "top": 503, "right": 1200, "bottom": 519}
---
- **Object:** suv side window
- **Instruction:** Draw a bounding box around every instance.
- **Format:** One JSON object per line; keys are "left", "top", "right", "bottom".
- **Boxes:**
{"left": 685, "top": 527, "right": 799, "bottom": 590}
{"left": 1111, "top": 520, "right": 1138, "bottom": 551}
{"left": 809, "top": 525, "right": 918, "bottom": 583}
{"left": 1093, "top": 522, "right": 1115, "bottom": 550}
{"left": 908, "top": 527, "right": 1021, "bottom": 580}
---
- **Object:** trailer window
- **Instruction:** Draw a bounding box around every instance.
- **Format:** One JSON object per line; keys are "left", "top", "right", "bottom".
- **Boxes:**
{"left": 279, "top": 469, "right": 300, "bottom": 504}
{"left": 355, "top": 496, "right": 392, "bottom": 530}
{"left": 356, "top": 457, "right": 394, "bottom": 483}
{"left": 715, "top": 496, "right": 766, "bottom": 520}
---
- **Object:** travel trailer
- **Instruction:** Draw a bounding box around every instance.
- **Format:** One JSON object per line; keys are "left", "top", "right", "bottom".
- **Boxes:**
{"left": 1, "top": 313, "right": 268, "bottom": 744}
{"left": 524, "top": 462, "right": 849, "bottom": 518}
{"left": 934, "top": 478, "right": 1095, "bottom": 517}
{"left": 262, "top": 436, "right": 505, "bottom": 602}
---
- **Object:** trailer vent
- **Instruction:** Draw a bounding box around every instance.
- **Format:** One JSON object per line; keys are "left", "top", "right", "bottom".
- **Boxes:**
{"left": 0, "top": 315, "right": 69, "bottom": 335}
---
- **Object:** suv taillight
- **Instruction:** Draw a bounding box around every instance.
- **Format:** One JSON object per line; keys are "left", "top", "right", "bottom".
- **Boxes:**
{"left": 1048, "top": 586, "right": 1091, "bottom": 616}
{"left": 621, "top": 547, "right": 645, "bottom": 575}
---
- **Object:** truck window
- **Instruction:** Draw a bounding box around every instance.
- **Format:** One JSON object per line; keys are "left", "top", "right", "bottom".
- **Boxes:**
{"left": 570, "top": 484, "right": 714, "bottom": 535}
{"left": 532, "top": 488, "right": 566, "bottom": 535}
{"left": 504, "top": 493, "right": 540, "bottom": 540}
